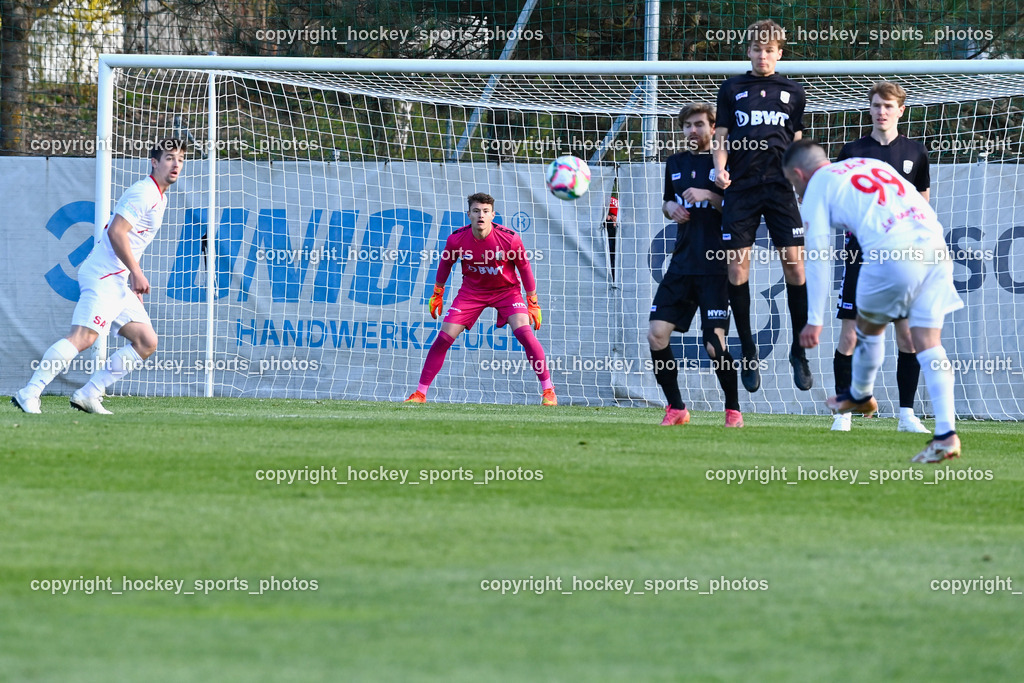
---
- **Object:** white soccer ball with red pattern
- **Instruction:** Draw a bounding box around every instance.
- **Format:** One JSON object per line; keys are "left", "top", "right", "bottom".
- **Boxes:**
{"left": 546, "top": 155, "right": 591, "bottom": 200}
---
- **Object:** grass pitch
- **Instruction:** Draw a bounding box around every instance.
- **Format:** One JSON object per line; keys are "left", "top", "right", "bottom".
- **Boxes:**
{"left": 1, "top": 397, "right": 1022, "bottom": 681}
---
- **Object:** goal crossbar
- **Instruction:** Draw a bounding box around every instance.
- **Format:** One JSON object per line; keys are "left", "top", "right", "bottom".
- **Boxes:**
{"left": 98, "top": 54, "right": 1024, "bottom": 76}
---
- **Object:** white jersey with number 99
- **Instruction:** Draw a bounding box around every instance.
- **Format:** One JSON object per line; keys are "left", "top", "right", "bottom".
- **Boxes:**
{"left": 801, "top": 156, "right": 945, "bottom": 258}
{"left": 801, "top": 157, "right": 956, "bottom": 327}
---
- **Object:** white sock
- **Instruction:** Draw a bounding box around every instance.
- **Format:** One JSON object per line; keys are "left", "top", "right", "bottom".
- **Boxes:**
{"left": 899, "top": 407, "right": 916, "bottom": 420}
{"left": 79, "top": 345, "right": 143, "bottom": 399}
{"left": 917, "top": 345, "right": 956, "bottom": 436}
{"left": 27, "top": 338, "right": 80, "bottom": 395}
{"left": 851, "top": 328, "right": 885, "bottom": 400}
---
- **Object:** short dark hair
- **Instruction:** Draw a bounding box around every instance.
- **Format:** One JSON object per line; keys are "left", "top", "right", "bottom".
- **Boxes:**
{"left": 150, "top": 138, "right": 187, "bottom": 161}
{"left": 467, "top": 192, "right": 495, "bottom": 209}
{"left": 782, "top": 138, "right": 826, "bottom": 170}
{"left": 677, "top": 103, "right": 716, "bottom": 128}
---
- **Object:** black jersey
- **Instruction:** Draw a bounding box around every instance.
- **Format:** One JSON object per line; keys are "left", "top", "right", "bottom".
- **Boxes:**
{"left": 662, "top": 151, "right": 726, "bottom": 276}
{"left": 836, "top": 134, "right": 930, "bottom": 192}
{"left": 716, "top": 71, "right": 806, "bottom": 189}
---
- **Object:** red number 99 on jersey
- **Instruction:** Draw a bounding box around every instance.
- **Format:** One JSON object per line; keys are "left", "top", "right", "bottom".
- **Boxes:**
{"left": 850, "top": 167, "right": 906, "bottom": 206}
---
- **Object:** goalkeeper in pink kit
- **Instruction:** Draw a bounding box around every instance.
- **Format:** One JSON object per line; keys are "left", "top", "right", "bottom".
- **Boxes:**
{"left": 405, "top": 193, "right": 556, "bottom": 405}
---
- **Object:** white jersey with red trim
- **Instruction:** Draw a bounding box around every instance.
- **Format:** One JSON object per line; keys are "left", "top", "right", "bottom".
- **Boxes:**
{"left": 79, "top": 175, "right": 167, "bottom": 281}
{"left": 801, "top": 157, "right": 948, "bottom": 326}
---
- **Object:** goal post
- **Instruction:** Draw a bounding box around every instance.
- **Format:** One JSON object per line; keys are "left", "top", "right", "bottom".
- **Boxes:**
{"left": 94, "top": 55, "right": 1024, "bottom": 419}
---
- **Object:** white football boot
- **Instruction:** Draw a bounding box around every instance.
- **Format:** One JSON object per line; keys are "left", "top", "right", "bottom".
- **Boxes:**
{"left": 11, "top": 388, "right": 42, "bottom": 414}
{"left": 70, "top": 389, "right": 113, "bottom": 415}
{"left": 831, "top": 413, "right": 852, "bottom": 432}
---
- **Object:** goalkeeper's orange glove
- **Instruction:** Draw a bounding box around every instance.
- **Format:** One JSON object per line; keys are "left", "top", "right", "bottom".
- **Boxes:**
{"left": 527, "top": 294, "right": 542, "bottom": 330}
{"left": 428, "top": 284, "right": 445, "bottom": 319}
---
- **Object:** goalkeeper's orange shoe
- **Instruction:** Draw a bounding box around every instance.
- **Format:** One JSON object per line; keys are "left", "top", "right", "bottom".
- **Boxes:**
{"left": 541, "top": 388, "right": 558, "bottom": 406}
{"left": 660, "top": 406, "right": 690, "bottom": 426}
{"left": 404, "top": 391, "right": 426, "bottom": 403}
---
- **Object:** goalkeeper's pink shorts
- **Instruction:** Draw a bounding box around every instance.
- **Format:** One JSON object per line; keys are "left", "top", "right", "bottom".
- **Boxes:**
{"left": 443, "top": 287, "right": 527, "bottom": 329}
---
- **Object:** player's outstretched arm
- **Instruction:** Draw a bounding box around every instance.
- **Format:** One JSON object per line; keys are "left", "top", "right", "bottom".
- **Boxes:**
{"left": 107, "top": 214, "right": 149, "bottom": 295}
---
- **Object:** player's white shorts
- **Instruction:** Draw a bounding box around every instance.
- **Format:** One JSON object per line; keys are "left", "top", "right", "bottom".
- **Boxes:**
{"left": 71, "top": 273, "right": 152, "bottom": 334}
{"left": 856, "top": 255, "right": 963, "bottom": 329}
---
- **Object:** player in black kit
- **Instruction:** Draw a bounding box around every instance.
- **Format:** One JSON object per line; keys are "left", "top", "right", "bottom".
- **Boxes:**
{"left": 649, "top": 103, "right": 742, "bottom": 428}
{"left": 713, "top": 19, "right": 811, "bottom": 393}
{"left": 831, "top": 81, "right": 932, "bottom": 433}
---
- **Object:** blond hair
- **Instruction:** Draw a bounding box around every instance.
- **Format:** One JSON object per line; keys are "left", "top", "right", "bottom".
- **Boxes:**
{"left": 869, "top": 81, "right": 907, "bottom": 106}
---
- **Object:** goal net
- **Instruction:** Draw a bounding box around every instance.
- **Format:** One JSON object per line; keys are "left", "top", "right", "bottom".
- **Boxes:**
{"left": 97, "top": 56, "right": 1024, "bottom": 419}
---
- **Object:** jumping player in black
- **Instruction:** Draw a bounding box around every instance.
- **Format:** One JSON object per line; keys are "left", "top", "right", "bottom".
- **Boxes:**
{"left": 713, "top": 19, "right": 811, "bottom": 393}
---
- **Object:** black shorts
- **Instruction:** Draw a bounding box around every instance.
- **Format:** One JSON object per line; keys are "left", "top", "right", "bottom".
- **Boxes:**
{"left": 721, "top": 180, "right": 804, "bottom": 250}
{"left": 836, "top": 233, "right": 906, "bottom": 321}
{"left": 650, "top": 271, "right": 730, "bottom": 333}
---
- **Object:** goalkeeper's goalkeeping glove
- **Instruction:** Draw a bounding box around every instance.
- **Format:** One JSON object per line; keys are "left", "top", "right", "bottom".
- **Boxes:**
{"left": 527, "top": 294, "right": 542, "bottom": 330}
{"left": 428, "top": 284, "right": 445, "bottom": 319}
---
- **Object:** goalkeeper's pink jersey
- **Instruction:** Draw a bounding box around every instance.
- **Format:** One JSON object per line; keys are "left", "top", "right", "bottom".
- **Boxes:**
{"left": 435, "top": 223, "right": 537, "bottom": 295}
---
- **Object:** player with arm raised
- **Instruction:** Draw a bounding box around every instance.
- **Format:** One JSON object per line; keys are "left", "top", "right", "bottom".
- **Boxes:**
{"left": 12, "top": 139, "right": 186, "bottom": 415}
{"left": 714, "top": 19, "right": 811, "bottom": 393}
{"left": 830, "top": 82, "right": 931, "bottom": 433}
{"left": 649, "top": 103, "right": 741, "bottom": 427}
{"left": 786, "top": 140, "right": 964, "bottom": 463}
{"left": 405, "top": 193, "right": 555, "bottom": 405}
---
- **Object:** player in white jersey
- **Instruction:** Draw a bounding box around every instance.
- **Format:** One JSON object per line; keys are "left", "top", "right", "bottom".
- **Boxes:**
{"left": 783, "top": 139, "right": 963, "bottom": 463}
{"left": 11, "top": 139, "right": 186, "bottom": 415}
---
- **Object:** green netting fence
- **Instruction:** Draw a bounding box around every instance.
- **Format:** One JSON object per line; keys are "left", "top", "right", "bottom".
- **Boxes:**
{"left": 1, "top": 0, "right": 1021, "bottom": 154}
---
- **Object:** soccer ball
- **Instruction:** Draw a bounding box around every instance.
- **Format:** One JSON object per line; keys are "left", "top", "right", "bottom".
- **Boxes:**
{"left": 546, "top": 155, "right": 591, "bottom": 200}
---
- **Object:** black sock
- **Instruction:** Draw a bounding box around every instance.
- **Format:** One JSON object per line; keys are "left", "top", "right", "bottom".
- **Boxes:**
{"left": 897, "top": 350, "right": 921, "bottom": 410}
{"left": 834, "top": 350, "right": 852, "bottom": 396}
{"left": 715, "top": 351, "right": 741, "bottom": 411}
{"left": 651, "top": 346, "right": 684, "bottom": 410}
{"left": 728, "top": 282, "right": 754, "bottom": 354}
{"left": 786, "top": 282, "right": 808, "bottom": 357}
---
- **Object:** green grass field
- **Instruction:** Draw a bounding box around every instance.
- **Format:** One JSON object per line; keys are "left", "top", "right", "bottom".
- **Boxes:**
{"left": 2, "top": 397, "right": 1022, "bottom": 681}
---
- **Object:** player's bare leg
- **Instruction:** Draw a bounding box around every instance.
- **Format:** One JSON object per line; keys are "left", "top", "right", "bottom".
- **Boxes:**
{"left": 826, "top": 315, "right": 884, "bottom": 417}
{"left": 780, "top": 245, "right": 812, "bottom": 390}
{"left": 12, "top": 325, "right": 99, "bottom": 414}
{"left": 831, "top": 318, "right": 857, "bottom": 431}
{"left": 726, "top": 248, "right": 760, "bottom": 392}
{"left": 71, "top": 321, "right": 158, "bottom": 414}
{"left": 507, "top": 313, "right": 556, "bottom": 406}
{"left": 909, "top": 326, "right": 960, "bottom": 462}
{"left": 648, "top": 320, "right": 688, "bottom": 425}
{"left": 893, "top": 318, "right": 928, "bottom": 432}
{"left": 406, "top": 322, "right": 465, "bottom": 403}
{"left": 66, "top": 325, "right": 101, "bottom": 353}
